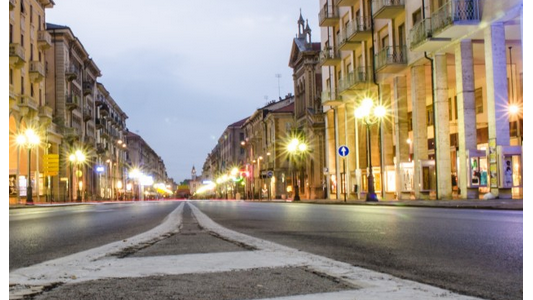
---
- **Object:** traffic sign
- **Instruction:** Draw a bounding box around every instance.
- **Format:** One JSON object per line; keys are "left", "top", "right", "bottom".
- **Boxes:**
{"left": 267, "top": 170, "right": 273, "bottom": 178}
{"left": 338, "top": 145, "right": 349, "bottom": 157}
{"left": 43, "top": 154, "right": 59, "bottom": 176}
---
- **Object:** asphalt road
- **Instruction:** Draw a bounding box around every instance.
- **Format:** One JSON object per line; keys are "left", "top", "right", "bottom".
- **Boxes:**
{"left": 9, "top": 200, "right": 523, "bottom": 300}
{"left": 191, "top": 201, "right": 523, "bottom": 300}
{"left": 9, "top": 201, "right": 182, "bottom": 270}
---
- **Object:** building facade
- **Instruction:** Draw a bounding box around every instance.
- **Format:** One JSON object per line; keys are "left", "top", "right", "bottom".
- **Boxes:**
{"left": 318, "top": 0, "right": 523, "bottom": 200}
{"left": 9, "top": 1, "right": 171, "bottom": 203}
{"left": 9, "top": 0, "right": 55, "bottom": 204}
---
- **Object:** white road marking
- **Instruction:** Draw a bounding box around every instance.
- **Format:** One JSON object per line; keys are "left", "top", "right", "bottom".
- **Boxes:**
{"left": 9, "top": 201, "right": 483, "bottom": 300}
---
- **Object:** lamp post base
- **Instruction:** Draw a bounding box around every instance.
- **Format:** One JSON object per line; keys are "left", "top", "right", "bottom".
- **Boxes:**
{"left": 366, "top": 192, "right": 378, "bottom": 202}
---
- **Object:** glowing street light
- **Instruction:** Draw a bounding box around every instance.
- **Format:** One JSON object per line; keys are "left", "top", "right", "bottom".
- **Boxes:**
{"left": 355, "top": 97, "right": 386, "bottom": 202}
{"left": 69, "top": 149, "right": 86, "bottom": 202}
{"left": 16, "top": 129, "right": 40, "bottom": 205}
{"left": 287, "top": 137, "right": 308, "bottom": 201}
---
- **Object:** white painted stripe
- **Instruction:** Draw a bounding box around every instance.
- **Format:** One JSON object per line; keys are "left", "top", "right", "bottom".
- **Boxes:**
{"left": 188, "top": 202, "right": 483, "bottom": 300}
{"left": 10, "top": 201, "right": 483, "bottom": 300}
{"left": 9, "top": 202, "right": 184, "bottom": 285}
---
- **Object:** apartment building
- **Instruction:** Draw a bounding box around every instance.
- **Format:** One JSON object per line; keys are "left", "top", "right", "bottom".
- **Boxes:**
{"left": 9, "top": 0, "right": 55, "bottom": 204}
{"left": 241, "top": 95, "right": 295, "bottom": 200}
{"left": 318, "top": 0, "right": 523, "bottom": 200}
{"left": 94, "top": 83, "right": 128, "bottom": 200}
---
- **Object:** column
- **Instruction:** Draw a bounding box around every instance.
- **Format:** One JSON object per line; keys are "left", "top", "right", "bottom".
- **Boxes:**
{"left": 411, "top": 65, "right": 429, "bottom": 199}
{"left": 380, "top": 84, "right": 394, "bottom": 199}
{"left": 393, "top": 75, "right": 410, "bottom": 199}
{"left": 484, "top": 23, "right": 511, "bottom": 198}
{"left": 455, "top": 40, "right": 478, "bottom": 199}
{"left": 434, "top": 53, "right": 452, "bottom": 199}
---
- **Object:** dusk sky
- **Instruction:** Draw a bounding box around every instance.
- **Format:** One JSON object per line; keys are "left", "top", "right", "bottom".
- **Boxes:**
{"left": 45, "top": 0, "right": 321, "bottom": 182}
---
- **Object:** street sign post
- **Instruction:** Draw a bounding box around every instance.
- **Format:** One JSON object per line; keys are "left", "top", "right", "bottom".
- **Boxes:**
{"left": 337, "top": 146, "right": 349, "bottom": 202}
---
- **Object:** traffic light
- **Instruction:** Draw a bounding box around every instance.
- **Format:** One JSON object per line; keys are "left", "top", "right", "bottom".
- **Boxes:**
{"left": 43, "top": 154, "right": 59, "bottom": 176}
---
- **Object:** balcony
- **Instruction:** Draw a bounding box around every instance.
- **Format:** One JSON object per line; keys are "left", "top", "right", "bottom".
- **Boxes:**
{"left": 83, "top": 106, "right": 93, "bottom": 121}
{"left": 9, "top": 44, "right": 26, "bottom": 68}
{"left": 339, "top": 67, "right": 372, "bottom": 94}
{"left": 18, "top": 95, "right": 39, "bottom": 112}
{"left": 372, "top": 0, "right": 405, "bottom": 19}
{"left": 318, "top": 48, "right": 342, "bottom": 66}
{"left": 99, "top": 103, "right": 109, "bottom": 117}
{"left": 37, "top": 30, "right": 52, "bottom": 49}
{"left": 96, "top": 143, "right": 108, "bottom": 155}
{"left": 319, "top": 5, "right": 339, "bottom": 27}
{"left": 375, "top": 46, "right": 408, "bottom": 73}
{"left": 65, "top": 64, "right": 78, "bottom": 81}
{"left": 9, "top": 87, "right": 18, "bottom": 110}
{"left": 345, "top": 18, "right": 372, "bottom": 42}
{"left": 83, "top": 81, "right": 93, "bottom": 95}
{"left": 38, "top": 105, "right": 54, "bottom": 122}
{"left": 431, "top": 0, "right": 480, "bottom": 38}
{"left": 409, "top": 0, "right": 480, "bottom": 52}
{"left": 321, "top": 88, "right": 343, "bottom": 106}
{"left": 63, "top": 127, "right": 80, "bottom": 141}
{"left": 66, "top": 95, "right": 79, "bottom": 110}
{"left": 95, "top": 118, "right": 106, "bottom": 129}
{"left": 335, "top": 0, "right": 357, "bottom": 6}
{"left": 29, "top": 61, "right": 45, "bottom": 82}
{"left": 10, "top": 0, "right": 15, "bottom": 10}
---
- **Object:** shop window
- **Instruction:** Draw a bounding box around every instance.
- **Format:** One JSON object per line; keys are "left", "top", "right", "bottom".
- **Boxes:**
{"left": 426, "top": 105, "right": 434, "bottom": 126}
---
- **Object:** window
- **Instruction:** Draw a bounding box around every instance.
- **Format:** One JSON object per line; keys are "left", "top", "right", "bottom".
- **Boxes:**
{"left": 408, "top": 112, "right": 413, "bottom": 131}
{"left": 10, "top": 69, "right": 13, "bottom": 85}
{"left": 426, "top": 105, "right": 434, "bottom": 126}
{"left": 21, "top": 33, "right": 24, "bottom": 47}
{"left": 412, "top": 9, "right": 422, "bottom": 26}
{"left": 31, "top": 84, "right": 34, "bottom": 97}
{"left": 398, "top": 24, "right": 406, "bottom": 48}
{"left": 10, "top": 24, "right": 13, "bottom": 44}
{"left": 21, "top": 76, "right": 24, "bottom": 94}
{"left": 475, "top": 88, "right": 483, "bottom": 114}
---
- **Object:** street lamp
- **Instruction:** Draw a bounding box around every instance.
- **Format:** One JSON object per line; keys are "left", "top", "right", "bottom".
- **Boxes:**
{"left": 287, "top": 137, "right": 308, "bottom": 201}
{"left": 355, "top": 97, "right": 386, "bottom": 202}
{"left": 16, "top": 129, "right": 40, "bottom": 205}
{"left": 69, "top": 149, "right": 86, "bottom": 202}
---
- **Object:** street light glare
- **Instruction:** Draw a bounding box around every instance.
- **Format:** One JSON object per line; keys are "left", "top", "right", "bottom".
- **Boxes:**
{"left": 509, "top": 104, "right": 520, "bottom": 115}
{"left": 298, "top": 143, "right": 307, "bottom": 152}
{"left": 374, "top": 105, "right": 386, "bottom": 118}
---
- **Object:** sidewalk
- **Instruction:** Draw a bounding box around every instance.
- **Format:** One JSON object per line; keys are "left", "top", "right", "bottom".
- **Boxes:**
{"left": 247, "top": 198, "right": 524, "bottom": 210}
{"left": 8, "top": 198, "right": 523, "bottom": 210}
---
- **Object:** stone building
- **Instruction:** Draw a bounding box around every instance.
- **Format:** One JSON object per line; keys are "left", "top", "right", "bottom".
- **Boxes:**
{"left": 318, "top": 0, "right": 523, "bottom": 200}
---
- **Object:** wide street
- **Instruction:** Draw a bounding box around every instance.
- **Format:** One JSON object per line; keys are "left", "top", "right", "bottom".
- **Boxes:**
{"left": 9, "top": 200, "right": 523, "bottom": 300}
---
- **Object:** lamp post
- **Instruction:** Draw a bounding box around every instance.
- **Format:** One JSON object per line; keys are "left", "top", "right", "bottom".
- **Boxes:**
{"left": 69, "top": 149, "right": 86, "bottom": 202}
{"left": 16, "top": 129, "right": 41, "bottom": 205}
{"left": 287, "top": 138, "right": 308, "bottom": 201}
{"left": 355, "top": 97, "right": 386, "bottom": 202}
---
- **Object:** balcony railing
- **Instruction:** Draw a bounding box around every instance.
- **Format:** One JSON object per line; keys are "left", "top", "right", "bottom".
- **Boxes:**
{"left": 339, "top": 67, "right": 372, "bottom": 93}
{"left": 319, "top": 5, "right": 339, "bottom": 27}
{"left": 409, "top": 19, "right": 432, "bottom": 50}
{"left": 83, "top": 106, "right": 93, "bottom": 121}
{"left": 66, "top": 95, "right": 79, "bottom": 110}
{"left": 372, "top": 0, "right": 405, "bottom": 19}
{"left": 38, "top": 105, "right": 54, "bottom": 121}
{"left": 9, "top": 44, "right": 25, "bottom": 68}
{"left": 431, "top": 0, "right": 480, "bottom": 36}
{"left": 409, "top": 0, "right": 480, "bottom": 51}
{"left": 29, "top": 61, "right": 45, "bottom": 82}
{"left": 319, "top": 48, "right": 342, "bottom": 66}
{"left": 321, "top": 88, "right": 343, "bottom": 106}
{"left": 18, "top": 95, "right": 39, "bottom": 111}
{"left": 345, "top": 17, "right": 372, "bottom": 42}
{"left": 65, "top": 64, "right": 79, "bottom": 81}
{"left": 374, "top": 45, "right": 407, "bottom": 72}
{"left": 83, "top": 81, "right": 93, "bottom": 95}
{"left": 37, "top": 30, "right": 52, "bottom": 49}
